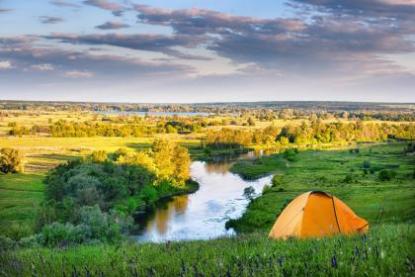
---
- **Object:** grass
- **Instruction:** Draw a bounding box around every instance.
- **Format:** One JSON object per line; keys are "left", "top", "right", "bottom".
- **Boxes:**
{"left": 0, "top": 174, "right": 45, "bottom": 239}
{"left": 1, "top": 224, "right": 414, "bottom": 276}
{"left": 0, "top": 120, "right": 414, "bottom": 275}
{"left": 227, "top": 143, "right": 415, "bottom": 233}
{"left": 231, "top": 154, "right": 287, "bottom": 179}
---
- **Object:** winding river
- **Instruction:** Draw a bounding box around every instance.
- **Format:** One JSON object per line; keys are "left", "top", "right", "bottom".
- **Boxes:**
{"left": 135, "top": 156, "right": 272, "bottom": 242}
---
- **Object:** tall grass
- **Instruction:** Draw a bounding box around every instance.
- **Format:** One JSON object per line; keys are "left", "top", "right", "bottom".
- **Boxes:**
{"left": 1, "top": 224, "right": 414, "bottom": 276}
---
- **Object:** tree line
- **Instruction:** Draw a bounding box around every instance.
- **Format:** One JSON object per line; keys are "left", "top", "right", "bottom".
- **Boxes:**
{"left": 204, "top": 121, "right": 415, "bottom": 149}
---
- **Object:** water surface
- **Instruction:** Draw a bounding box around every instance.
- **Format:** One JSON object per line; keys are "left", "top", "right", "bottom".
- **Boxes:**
{"left": 136, "top": 158, "right": 272, "bottom": 242}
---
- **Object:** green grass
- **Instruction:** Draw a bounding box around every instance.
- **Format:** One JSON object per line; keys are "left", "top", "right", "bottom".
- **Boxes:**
{"left": 228, "top": 143, "right": 415, "bottom": 233}
{"left": 231, "top": 154, "right": 287, "bottom": 179}
{"left": 0, "top": 174, "right": 45, "bottom": 239}
{"left": 1, "top": 224, "right": 414, "bottom": 276}
{"left": 1, "top": 140, "right": 414, "bottom": 275}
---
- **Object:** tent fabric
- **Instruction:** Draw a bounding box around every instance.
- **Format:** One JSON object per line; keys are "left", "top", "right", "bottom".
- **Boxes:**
{"left": 268, "top": 191, "right": 368, "bottom": 239}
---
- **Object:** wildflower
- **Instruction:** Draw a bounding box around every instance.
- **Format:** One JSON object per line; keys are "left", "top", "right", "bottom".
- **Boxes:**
{"left": 331, "top": 255, "right": 337, "bottom": 268}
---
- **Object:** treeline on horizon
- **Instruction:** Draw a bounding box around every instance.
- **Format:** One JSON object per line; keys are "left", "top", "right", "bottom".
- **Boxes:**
{"left": 1, "top": 100, "right": 415, "bottom": 121}
{"left": 204, "top": 121, "right": 415, "bottom": 149}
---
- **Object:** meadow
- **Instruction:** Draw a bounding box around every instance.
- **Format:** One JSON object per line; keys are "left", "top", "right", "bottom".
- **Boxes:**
{"left": 0, "top": 106, "right": 414, "bottom": 276}
{"left": 228, "top": 143, "right": 415, "bottom": 233}
{"left": 1, "top": 224, "right": 413, "bottom": 276}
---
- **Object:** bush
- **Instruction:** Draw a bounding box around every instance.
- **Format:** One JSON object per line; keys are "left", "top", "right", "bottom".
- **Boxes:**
{"left": 90, "top": 150, "right": 108, "bottom": 163}
{"left": 378, "top": 169, "right": 397, "bottom": 181}
{"left": 362, "top": 160, "right": 371, "bottom": 169}
{"left": 271, "top": 175, "right": 283, "bottom": 187}
{"left": 342, "top": 174, "right": 355, "bottom": 183}
{"left": 4, "top": 222, "right": 32, "bottom": 241}
{"left": 0, "top": 148, "right": 24, "bottom": 173}
{"left": 19, "top": 235, "right": 41, "bottom": 248}
{"left": 262, "top": 184, "right": 272, "bottom": 194}
{"left": 283, "top": 149, "right": 299, "bottom": 162}
{"left": 0, "top": 235, "right": 16, "bottom": 251}
{"left": 243, "top": 186, "right": 255, "bottom": 200}
{"left": 40, "top": 222, "right": 88, "bottom": 247}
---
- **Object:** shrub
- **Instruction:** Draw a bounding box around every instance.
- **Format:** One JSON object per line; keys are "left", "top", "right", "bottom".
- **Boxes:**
{"left": 0, "top": 235, "right": 16, "bottom": 251}
{"left": 0, "top": 148, "right": 24, "bottom": 173}
{"left": 262, "top": 184, "right": 272, "bottom": 194}
{"left": 342, "top": 174, "right": 355, "bottom": 183}
{"left": 40, "top": 222, "right": 88, "bottom": 247}
{"left": 90, "top": 150, "right": 108, "bottom": 163}
{"left": 362, "top": 160, "right": 371, "bottom": 169}
{"left": 378, "top": 169, "right": 397, "bottom": 181}
{"left": 19, "top": 235, "right": 41, "bottom": 248}
{"left": 243, "top": 186, "right": 256, "bottom": 200}
{"left": 5, "top": 222, "right": 32, "bottom": 241}
{"left": 283, "top": 149, "right": 299, "bottom": 162}
{"left": 271, "top": 175, "right": 284, "bottom": 187}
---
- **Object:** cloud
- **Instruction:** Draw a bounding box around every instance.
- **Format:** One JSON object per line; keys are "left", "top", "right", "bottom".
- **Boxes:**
{"left": 50, "top": 0, "right": 81, "bottom": 8}
{"left": 83, "top": 0, "right": 126, "bottom": 16}
{"left": 64, "top": 70, "right": 94, "bottom": 78}
{"left": 134, "top": 3, "right": 415, "bottom": 78}
{"left": 31, "top": 63, "right": 55, "bottom": 71}
{"left": 0, "top": 9, "right": 13, "bottom": 13}
{"left": 291, "top": 0, "right": 415, "bottom": 19}
{"left": 0, "top": 36, "right": 195, "bottom": 80}
{"left": 0, "top": 60, "right": 12, "bottom": 69}
{"left": 39, "top": 16, "right": 64, "bottom": 24}
{"left": 95, "top": 21, "right": 130, "bottom": 30}
{"left": 45, "top": 33, "right": 208, "bottom": 60}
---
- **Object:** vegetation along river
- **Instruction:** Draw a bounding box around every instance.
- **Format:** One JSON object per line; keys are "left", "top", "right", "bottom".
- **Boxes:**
{"left": 135, "top": 155, "right": 272, "bottom": 242}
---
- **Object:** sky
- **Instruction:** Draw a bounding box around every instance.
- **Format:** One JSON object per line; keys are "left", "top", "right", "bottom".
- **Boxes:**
{"left": 0, "top": 0, "right": 415, "bottom": 103}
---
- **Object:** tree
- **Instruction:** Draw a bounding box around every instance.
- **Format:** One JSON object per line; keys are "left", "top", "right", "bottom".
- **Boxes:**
{"left": 116, "top": 151, "right": 156, "bottom": 173}
{"left": 173, "top": 145, "right": 191, "bottom": 184}
{"left": 0, "top": 148, "right": 24, "bottom": 173}
{"left": 152, "top": 138, "right": 175, "bottom": 180}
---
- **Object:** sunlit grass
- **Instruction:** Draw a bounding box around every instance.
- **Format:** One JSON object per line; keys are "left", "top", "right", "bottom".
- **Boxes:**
{"left": 1, "top": 224, "right": 413, "bottom": 276}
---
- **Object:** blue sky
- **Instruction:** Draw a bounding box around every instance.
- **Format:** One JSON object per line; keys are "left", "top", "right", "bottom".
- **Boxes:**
{"left": 0, "top": 0, "right": 415, "bottom": 103}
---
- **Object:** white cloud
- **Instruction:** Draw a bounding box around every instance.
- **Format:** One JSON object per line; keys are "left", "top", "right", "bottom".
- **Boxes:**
{"left": 31, "top": 64, "right": 55, "bottom": 71}
{"left": 0, "top": 60, "right": 13, "bottom": 70}
{"left": 64, "top": 70, "right": 94, "bottom": 78}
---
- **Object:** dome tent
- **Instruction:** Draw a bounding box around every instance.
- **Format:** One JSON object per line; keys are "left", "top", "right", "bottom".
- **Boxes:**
{"left": 269, "top": 191, "right": 368, "bottom": 239}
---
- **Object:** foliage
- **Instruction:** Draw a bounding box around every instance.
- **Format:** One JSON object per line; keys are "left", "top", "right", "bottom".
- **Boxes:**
{"left": 378, "top": 169, "right": 397, "bottom": 181}
{"left": 1, "top": 224, "right": 413, "bottom": 276}
{"left": 205, "top": 121, "right": 415, "bottom": 150}
{"left": 243, "top": 186, "right": 255, "bottom": 200}
{"left": 0, "top": 148, "right": 24, "bottom": 174}
{"left": 152, "top": 139, "right": 191, "bottom": 184}
{"left": 90, "top": 150, "right": 108, "bottom": 163}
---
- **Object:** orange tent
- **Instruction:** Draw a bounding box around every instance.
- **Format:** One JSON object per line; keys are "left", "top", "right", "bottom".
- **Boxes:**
{"left": 269, "top": 191, "right": 368, "bottom": 239}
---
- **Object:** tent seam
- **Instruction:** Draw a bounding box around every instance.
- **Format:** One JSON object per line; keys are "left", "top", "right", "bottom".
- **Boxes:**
{"left": 331, "top": 196, "right": 341, "bottom": 233}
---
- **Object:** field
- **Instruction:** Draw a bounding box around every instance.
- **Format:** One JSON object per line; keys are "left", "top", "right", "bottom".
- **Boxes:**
{"left": 0, "top": 106, "right": 414, "bottom": 276}
{"left": 228, "top": 143, "right": 415, "bottom": 233}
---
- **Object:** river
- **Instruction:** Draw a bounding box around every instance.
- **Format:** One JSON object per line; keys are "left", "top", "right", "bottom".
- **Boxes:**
{"left": 135, "top": 156, "right": 272, "bottom": 242}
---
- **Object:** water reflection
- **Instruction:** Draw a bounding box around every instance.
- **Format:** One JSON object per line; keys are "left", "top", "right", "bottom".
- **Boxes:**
{"left": 136, "top": 158, "right": 272, "bottom": 242}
